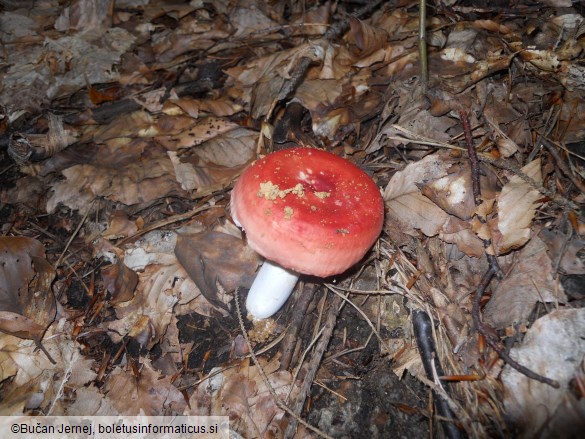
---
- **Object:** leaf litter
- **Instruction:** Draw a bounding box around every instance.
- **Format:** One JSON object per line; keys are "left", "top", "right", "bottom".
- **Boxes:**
{"left": 1, "top": 0, "right": 585, "bottom": 437}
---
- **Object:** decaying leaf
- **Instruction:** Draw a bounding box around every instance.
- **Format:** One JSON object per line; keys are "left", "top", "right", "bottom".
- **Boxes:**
{"left": 174, "top": 231, "right": 260, "bottom": 311}
{"left": 103, "top": 358, "right": 186, "bottom": 416}
{"left": 502, "top": 308, "right": 585, "bottom": 438}
{"left": 0, "top": 237, "right": 55, "bottom": 342}
{"left": 384, "top": 152, "right": 455, "bottom": 238}
{"left": 101, "top": 259, "right": 138, "bottom": 305}
{"left": 484, "top": 236, "right": 567, "bottom": 329}
{"left": 186, "top": 356, "right": 291, "bottom": 438}
{"left": 493, "top": 159, "right": 542, "bottom": 254}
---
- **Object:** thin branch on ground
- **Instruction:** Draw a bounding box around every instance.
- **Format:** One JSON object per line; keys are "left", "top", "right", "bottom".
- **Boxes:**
{"left": 234, "top": 289, "right": 333, "bottom": 439}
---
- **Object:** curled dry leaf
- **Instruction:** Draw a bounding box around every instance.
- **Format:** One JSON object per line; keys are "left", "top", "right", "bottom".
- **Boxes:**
{"left": 0, "top": 237, "right": 55, "bottom": 341}
{"left": 383, "top": 152, "right": 455, "bottom": 238}
{"left": 502, "top": 308, "right": 585, "bottom": 438}
{"left": 101, "top": 259, "right": 138, "bottom": 305}
{"left": 419, "top": 166, "right": 477, "bottom": 220}
{"left": 349, "top": 16, "right": 389, "bottom": 57}
{"left": 493, "top": 159, "right": 542, "bottom": 254}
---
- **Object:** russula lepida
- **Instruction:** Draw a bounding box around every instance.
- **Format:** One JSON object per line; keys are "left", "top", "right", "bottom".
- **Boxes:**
{"left": 230, "top": 147, "right": 384, "bottom": 319}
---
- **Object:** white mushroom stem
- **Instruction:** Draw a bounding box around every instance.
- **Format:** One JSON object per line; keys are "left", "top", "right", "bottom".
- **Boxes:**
{"left": 245, "top": 260, "right": 300, "bottom": 320}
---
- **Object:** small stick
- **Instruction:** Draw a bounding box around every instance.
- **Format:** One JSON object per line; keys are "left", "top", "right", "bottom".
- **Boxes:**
{"left": 418, "top": 0, "right": 428, "bottom": 91}
{"left": 283, "top": 293, "right": 343, "bottom": 439}
{"left": 234, "top": 290, "right": 333, "bottom": 439}
{"left": 279, "top": 283, "right": 317, "bottom": 371}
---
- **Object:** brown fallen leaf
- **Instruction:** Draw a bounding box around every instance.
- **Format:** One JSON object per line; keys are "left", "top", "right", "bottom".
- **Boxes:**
{"left": 101, "top": 259, "right": 138, "bottom": 305}
{"left": 420, "top": 166, "right": 477, "bottom": 221}
{"left": 0, "top": 237, "right": 55, "bottom": 345}
{"left": 101, "top": 210, "right": 140, "bottom": 240}
{"left": 484, "top": 235, "right": 567, "bottom": 329}
{"left": 349, "top": 16, "right": 390, "bottom": 57}
{"left": 174, "top": 231, "right": 260, "bottom": 311}
{"left": 46, "top": 138, "right": 186, "bottom": 214}
{"left": 383, "top": 152, "right": 455, "bottom": 238}
{"left": 493, "top": 159, "right": 542, "bottom": 254}
{"left": 186, "top": 356, "right": 291, "bottom": 438}
{"left": 501, "top": 308, "right": 585, "bottom": 438}
{"left": 168, "top": 127, "right": 257, "bottom": 194}
{"left": 103, "top": 358, "right": 186, "bottom": 416}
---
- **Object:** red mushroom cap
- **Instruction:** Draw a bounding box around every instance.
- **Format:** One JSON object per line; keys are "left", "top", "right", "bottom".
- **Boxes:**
{"left": 231, "top": 148, "right": 384, "bottom": 277}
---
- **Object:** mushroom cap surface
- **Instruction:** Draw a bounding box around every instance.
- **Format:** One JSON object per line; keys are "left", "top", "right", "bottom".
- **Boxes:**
{"left": 231, "top": 148, "right": 384, "bottom": 278}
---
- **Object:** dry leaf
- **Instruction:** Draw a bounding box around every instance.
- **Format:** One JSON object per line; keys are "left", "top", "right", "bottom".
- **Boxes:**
{"left": 440, "top": 216, "right": 484, "bottom": 257}
{"left": 502, "top": 308, "right": 585, "bottom": 438}
{"left": 174, "top": 231, "right": 260, "bottom": 311}
{"left": 420, "top": 167, "right": 476, "bottom": 220}
{"left": 540, "top": 230, "right": 585, "bottom": 275}
{"left": 484, "top": 236, "right": 567, "bottom": 329}
{"left": 102, "top": 210, "right": 140, "bottom": 240}
{"left": 186, "top": 357, "right": 291, "bottom": 438}
{"left": 168, "top": 127, "right": 256, "bottom": 193}
{"left": 384, "top": 152, "right": 455, "bottom": 237}
{"left": 103, "top": 358, "right": 186, "bottom": 416}
{"left": 155, "top": 116, "right": 239, "bottom": 151}
{"left": 349, "top": 16, "right": 389, "bottom": 56}
{"left": 101, "top": 259, "right": 138, "bottom": 305}
{"left": 0, "top": 237, "right": 55, "bottom": 341}
{"left": 0, "top": 327, "right": 94, "bottom": 415}
{"left": 494, "top": 159, "right": 542, "bottom": 253}
{"left": 46, "top": 138, "right": 185, "bottom": 213}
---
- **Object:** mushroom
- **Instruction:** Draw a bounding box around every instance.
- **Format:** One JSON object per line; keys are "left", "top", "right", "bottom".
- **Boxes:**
{"left": 230, "top": 147, "right": 384, "bottom": 319}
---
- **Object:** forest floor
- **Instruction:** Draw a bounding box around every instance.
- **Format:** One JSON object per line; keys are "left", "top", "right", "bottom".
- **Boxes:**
{"left": 1, "top": 0, "right": 585, "bottom": 438}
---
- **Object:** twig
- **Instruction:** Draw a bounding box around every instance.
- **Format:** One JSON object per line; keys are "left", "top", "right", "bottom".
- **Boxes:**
{"left": 418, "top": 0, "right": 428, "bottom": 91}
{"left": 541, "top": 137, "right": 585, "bottom": 194}
{"left": 279, "top": 283, "right": 318, "bottom": 371}
{"left": 283, "top": 292, "right": 343, "bottom": 439}
{"left": 413, "top": 310, "right": 464, "bottom": 439}
{"left": 234, "top": 290, "right": 333, "bottom": 439}
{"left": 53, "top": 200, "right": 94, "bottom": 270}
{"left": 266, "top": 0, "right": 385, "bottom": 121}
{"left": 116, "top": 204, "right": 214, "bottom": 246}
{"left": 460, "top": 110, "right": 560, "bottom": 389}
{"left": 34, "top": 337, "right": 56, "bottom": 365}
